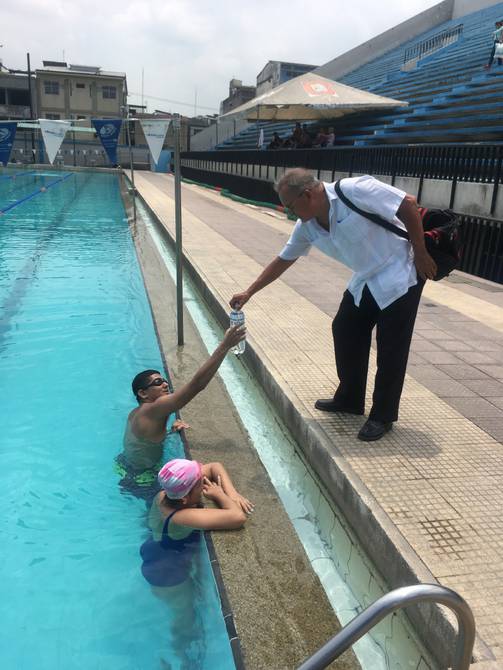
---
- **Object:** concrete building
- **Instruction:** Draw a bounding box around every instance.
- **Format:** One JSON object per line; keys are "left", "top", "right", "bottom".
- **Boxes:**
{"left": 0, "top": 70, "right": 35, "bottom": 120}
{"left": 256, "top": 61, "right": 318, "bottom": 96}
{"left": 35, "top": 61, "right": 127, "bottom": 123}
{"left": 220, "top": 78, "right": 256, "bottom": 115}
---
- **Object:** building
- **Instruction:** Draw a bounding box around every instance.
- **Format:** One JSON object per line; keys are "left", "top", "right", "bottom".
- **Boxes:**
{"left": 35, "top": 61, "right": 127, "bottom": 123}
{"left": 220, "top": 78, "right": 256, "bottom": 115}
{"left": 0, "top": 70, "right": 35, "bottom": 120}
{"left": 255, "top": 61, "right": 318, "bottom": 96}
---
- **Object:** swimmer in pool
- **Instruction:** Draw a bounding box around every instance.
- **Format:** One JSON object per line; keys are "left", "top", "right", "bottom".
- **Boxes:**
{"left": 117, "top": 325, "right": 245, "bottom": 497}
{"left": 141, "top": 458, "right": 252, "bottom": 668}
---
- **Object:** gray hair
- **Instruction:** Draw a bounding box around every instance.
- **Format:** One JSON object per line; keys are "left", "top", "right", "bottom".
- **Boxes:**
{"left": 274, "top": 168, "right": 319, "bottom": 195}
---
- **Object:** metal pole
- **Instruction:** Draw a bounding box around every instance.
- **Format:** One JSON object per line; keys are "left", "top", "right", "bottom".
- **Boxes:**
{"left": 125, "top": 107, "right": 136, "bottom": 223}
{"left": 173, "top": 114, "right": 184, "bottom": 346}
{"left": 297, "top": 584, "right": 475, "bottom": 670}
{"left": 26, "top": 53, "right": 35, "bottom": 163}
{"left": 72, "top": 131, "right": 76, "bottom": 167}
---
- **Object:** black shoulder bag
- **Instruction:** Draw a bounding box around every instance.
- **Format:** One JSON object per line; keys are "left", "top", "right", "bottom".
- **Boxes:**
{"left": 334, "top": 179, "right": 463, "bottom": 281}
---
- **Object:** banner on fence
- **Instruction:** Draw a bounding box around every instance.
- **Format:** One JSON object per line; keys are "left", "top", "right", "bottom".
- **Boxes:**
{"left": 140, "top": 119, "right": 170, "bottom": 165}
{"left": 0, "top": 122, "right": 18, "bottom": 166}
{"left": 39, "top": 119, "right": 71, "bottom": 164}
{"left": 92, "top": 119, "right": 122, "bottom": 165}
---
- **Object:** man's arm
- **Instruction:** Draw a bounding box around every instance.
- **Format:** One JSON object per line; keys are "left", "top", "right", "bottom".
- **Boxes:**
{"left": 397, "top": 195, "right": 437, "bottom": 281}
{"left": 230, "top": 256, "right": 296, "bottom": 309}
{"left": 145, "top": 326, "right": 245, "bottom": 420}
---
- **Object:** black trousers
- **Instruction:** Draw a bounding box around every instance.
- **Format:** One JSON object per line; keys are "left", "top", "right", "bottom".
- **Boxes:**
{"left": 331, "top": 281, "right": 424, "bottom": 423}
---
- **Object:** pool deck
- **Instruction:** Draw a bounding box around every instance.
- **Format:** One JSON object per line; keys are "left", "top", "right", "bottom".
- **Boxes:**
{"left": 132, "top": 171, "right": 503, "bottom": 669}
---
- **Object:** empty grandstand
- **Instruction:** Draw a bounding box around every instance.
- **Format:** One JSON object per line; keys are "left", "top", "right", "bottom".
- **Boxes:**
{"left": 213, "top": 0, "right": 503, "bottom": 149}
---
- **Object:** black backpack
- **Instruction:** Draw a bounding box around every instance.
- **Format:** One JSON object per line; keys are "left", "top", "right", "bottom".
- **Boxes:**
{"left": 334, "top": 180, "right": 463, "bottom": 281}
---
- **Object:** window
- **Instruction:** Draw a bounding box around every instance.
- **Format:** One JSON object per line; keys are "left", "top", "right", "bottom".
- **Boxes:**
{"left": 45, "top": 113, "right": 60, "bottom": 120}
{"left": 102, "top": 86, "right": 116, "bottom": 99}
{"left": 76, "top": 83, "right": 85, "bottom": 89}
{"left": 44, "top": 81, "right": 60, "bottom": 95}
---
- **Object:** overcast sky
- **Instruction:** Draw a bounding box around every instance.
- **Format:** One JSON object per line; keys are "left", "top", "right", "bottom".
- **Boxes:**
{"left": 2, "top": 0, "right": 441, "bottom": 115}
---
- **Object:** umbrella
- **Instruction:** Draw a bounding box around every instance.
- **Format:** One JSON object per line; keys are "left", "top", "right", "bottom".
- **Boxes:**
{"left": 221, "top": 72, "right": 407, "bottom": 121}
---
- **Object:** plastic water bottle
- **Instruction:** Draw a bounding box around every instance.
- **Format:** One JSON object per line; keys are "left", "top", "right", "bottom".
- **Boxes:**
{"left": 229, "top": 309, "right": 246, "bottom": 356}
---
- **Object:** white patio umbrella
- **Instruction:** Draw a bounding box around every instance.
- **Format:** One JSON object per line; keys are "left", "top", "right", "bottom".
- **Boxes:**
{"left": 221, "top": 72, "right": 407, "bottom": 122}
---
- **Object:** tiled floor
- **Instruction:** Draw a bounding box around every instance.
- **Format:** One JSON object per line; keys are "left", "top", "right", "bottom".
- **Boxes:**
{"left": 133, "top": 172, "right": 503, "bottom": 666}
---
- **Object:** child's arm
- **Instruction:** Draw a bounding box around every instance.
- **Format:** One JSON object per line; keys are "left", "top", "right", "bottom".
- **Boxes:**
{"left": 172, "top": 477, "right": 247, "bottom": 530}
{"left": 202, "top": 462, "right": 254, "bottom": 514}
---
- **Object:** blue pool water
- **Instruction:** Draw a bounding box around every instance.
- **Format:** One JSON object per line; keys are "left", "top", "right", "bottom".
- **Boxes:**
{"left": 0, "top": 169, "right": 235, "bottom": 670}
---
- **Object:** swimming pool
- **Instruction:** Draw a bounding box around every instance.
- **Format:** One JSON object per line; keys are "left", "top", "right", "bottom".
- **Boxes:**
{"left": 0, "top": 168, "right": 235, "bottom": 670}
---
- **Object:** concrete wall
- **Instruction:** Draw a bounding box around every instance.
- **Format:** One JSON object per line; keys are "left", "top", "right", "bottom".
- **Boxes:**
{"left": 315, "top": 0, "right": 454, "bottom": 81}
{"left": 190, "top": 116, "right": 250, "bottom": 151}
{"left": 453, "top": 0, "right": 502, "bottom": 19}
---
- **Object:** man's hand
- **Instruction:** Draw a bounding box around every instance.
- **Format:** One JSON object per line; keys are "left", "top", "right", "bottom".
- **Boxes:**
{"left": 221, "top": 324, "right": 246, "bottom": 351}
{"left": 229, "top": 290, "right": 251, "bottom": 310}
{"left": 414, "top": 248, "right": 437, "bottom": 281}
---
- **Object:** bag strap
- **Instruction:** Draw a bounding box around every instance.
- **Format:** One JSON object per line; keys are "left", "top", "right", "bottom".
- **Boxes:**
{"left": 334, "top": 180, "right": 410, "bottom": 241}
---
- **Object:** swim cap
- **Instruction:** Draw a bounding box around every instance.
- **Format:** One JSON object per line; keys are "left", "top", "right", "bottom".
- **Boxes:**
{"left": 158, "top": 459, "right": 202, "bottom": 499}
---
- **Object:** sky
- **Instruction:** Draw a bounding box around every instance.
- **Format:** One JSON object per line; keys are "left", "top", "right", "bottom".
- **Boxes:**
{"left": 2, "top": 0, "right": 442, "bottom": 116}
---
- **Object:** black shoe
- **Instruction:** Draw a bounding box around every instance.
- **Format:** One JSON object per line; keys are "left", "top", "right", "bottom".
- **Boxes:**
{"left": 357, "top": 419, "right": 393, "bottom": 442}
{"left": 314, "top": 398, "right": 364, "bottom": 415}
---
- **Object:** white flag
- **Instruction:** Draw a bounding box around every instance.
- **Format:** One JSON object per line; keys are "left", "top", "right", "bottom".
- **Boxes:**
{"left": 258, "top": 128, "right": 264, "bottom": 148}
{"left": 140, "top": 119, "right": 170, "bottom": 165}
{"left": 39, "top": 119, "right": 71, "bottom": 164}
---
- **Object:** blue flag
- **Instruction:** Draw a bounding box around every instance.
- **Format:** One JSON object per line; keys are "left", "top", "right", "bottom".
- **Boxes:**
{"left": 92, "top": 119, "right": 122, "bottom": 165}
{"left": 0, "top": 122, "right": 17, "bottom": 166}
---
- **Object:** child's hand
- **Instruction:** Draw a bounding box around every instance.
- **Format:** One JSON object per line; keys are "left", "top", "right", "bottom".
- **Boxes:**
{"left": 171, "top": 419, "right": 190, "bottom": 433}
{"left": 231, "top": 493, "right": 255, "bottom": 515}
{"left": 202, "top": 475, "right": 226, "bottom": 502}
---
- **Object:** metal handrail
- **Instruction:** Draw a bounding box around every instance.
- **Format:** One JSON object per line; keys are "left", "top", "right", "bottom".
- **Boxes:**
{"left": 297, "top": 584, "right": 475, "bottom": 670}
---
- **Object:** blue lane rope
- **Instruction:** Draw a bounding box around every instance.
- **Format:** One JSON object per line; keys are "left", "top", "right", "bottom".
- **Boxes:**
{"left": 0, "top": 173, "right": 74, "bottom": 215}
{"left": 0, "top": 170, "right": 36, "bottom": 181}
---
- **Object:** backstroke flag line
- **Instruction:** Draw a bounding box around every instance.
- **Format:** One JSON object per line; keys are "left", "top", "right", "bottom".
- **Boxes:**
{"left": 92, "top": 119, "right": 123, "bottom": 165}
{"left": 0, "top": 122, "right": 17, "bottom": 166}
{"left": 39, "top": 119, "right": 72, "bottom": 164}
{"left": 140, "top": 119, "right": 170, "bottom": 165}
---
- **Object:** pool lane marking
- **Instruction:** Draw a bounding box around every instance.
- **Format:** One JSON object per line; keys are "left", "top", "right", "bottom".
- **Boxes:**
{"left": 0, "top": 172, "right": 74, "bottom": 215}
{"left": 0, "top": 170, "right": 36, "bottom": 181}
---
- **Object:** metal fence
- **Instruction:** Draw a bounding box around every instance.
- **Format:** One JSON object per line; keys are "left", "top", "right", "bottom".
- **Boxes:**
{"left": 403, "top": 24, "right": 464, "bottom": 66}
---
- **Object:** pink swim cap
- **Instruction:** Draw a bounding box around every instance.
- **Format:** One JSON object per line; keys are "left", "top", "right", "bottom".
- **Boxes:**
{"left": 158, "top": 459, "right": 202, "bottom": 499}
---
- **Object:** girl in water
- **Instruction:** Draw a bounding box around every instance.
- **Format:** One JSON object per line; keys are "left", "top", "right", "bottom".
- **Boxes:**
{"left": 140, "top": 458, "right": 253, "bottom": 668}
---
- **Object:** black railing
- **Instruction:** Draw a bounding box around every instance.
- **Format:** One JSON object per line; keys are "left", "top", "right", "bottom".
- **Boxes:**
{"left": 403, "top": 24, "right": 464, "bottom": 65}
{"left": 182, "top": 143, "right": 503, "bottom": 185}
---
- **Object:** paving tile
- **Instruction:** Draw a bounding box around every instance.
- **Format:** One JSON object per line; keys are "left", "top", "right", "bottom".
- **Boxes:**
{"left": 489, "top": 397, "right": 503, "bottom": 410}
{"left": 407, "top": 364, "right": 454, "bottom": 382}
{"left": 437, "top": 340, "right": 474, "bottom": 351}
{"left": 417, "top": 378, "right": 477, "bottom": 397}
{"left": 436, "top": 364, "right": 492, "bottom": 380}
{"left": 414, "top": 350, "right": 462, "bottom": 364}
{"left": 475, "top": 365, "right": 503, "bottom": 380}
{"left": 471, "top": 418, "right": 503, "bottom": 441}
{"left": 464, "top": 379, "right": 503, "bottom": 396}
{"left": 453, "top": 350, "right": 498, "bottom": 364}
{"left": 446, "top": 396, "right": 503, "bottom": 418}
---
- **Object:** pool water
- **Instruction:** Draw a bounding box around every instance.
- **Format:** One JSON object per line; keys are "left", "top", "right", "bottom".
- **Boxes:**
{"left": 0, "top": 169, "right": 235, "bottom": 670}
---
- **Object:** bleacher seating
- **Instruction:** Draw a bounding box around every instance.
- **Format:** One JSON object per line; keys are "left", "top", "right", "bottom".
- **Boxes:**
{"left": 216, "top": 2, "right": 503, "bottom": 149}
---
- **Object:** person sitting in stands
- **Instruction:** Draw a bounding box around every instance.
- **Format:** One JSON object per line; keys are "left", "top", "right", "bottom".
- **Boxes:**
{"left": 116, "top": 325, "right": 245, "bottom": 498}
{"left": 313, "top": 127, "right": 330, "bottom": 148}
{"left": 268, "top": 132, "right": 284, "bottom": 150}
{"left": 326, "top": 126, "right": 336, "bottom": 146}
{"left": 485, "top": 20, "right": 503, "bottom": 69}
{"left": 290, "top": 122, "right": 303, "bottom": 147}
{"left": 298, "top": 124, "right": 313, "bottom": 148}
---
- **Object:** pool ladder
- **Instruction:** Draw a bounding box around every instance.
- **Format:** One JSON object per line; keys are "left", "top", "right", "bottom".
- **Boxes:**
{"left": 297, "top": 584, "right": 475, "bottom": 670}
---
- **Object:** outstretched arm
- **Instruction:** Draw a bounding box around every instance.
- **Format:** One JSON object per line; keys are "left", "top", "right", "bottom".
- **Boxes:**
{"left": 144, "top": 326, "right": 245, "bottom": 421}
{"left": 230, "top": 256, "right": 296, "bottom": 309}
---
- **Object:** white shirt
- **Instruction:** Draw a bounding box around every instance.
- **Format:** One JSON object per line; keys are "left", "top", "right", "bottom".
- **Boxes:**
{"left": 279, "top": 175, "right": 418, "bottom": 309}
